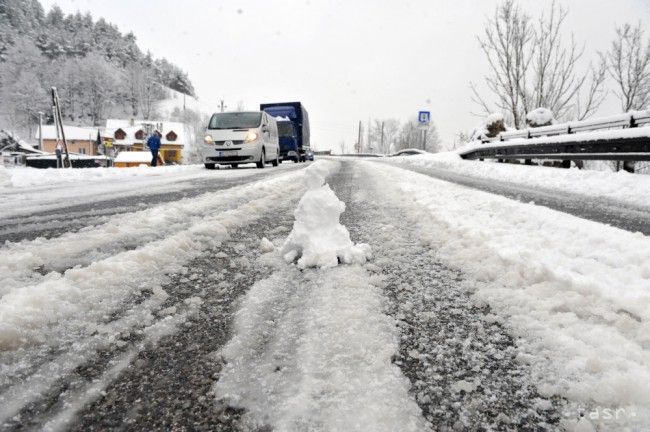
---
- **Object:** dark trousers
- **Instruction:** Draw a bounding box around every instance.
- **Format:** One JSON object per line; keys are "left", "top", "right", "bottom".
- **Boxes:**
{"left": 151, "top": 149, "right": 159, "bottom": 167}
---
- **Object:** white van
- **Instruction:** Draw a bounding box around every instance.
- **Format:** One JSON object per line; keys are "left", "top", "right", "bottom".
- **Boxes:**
{"left": 202, "top": 111, "right": 280, "bottom": 169}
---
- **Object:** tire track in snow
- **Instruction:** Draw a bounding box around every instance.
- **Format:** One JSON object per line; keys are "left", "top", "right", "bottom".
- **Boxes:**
{"left": 0, "top": 167, "right": 307, "bottom": 298}
{"left": 64, "top": 214, "right": 298, "bottom": 431}
{"left": 0, "top": 163, "right": 318, "bottom": 429}
{"left": 4, "top": 219, "right": 288, "bottom": 431}
{"left": 0, "top": 165, "right": 305, "bottom": 244}
{"left": 384, "top": 160, "right": 650, "bottom": 235}
{"left": 330, "top": 160, "right": 563, "bottom": 430}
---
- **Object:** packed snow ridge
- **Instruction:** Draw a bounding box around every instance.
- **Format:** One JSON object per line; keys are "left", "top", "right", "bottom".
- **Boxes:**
{"left": 281, "top": 162, "right": 371, "bottom": 268}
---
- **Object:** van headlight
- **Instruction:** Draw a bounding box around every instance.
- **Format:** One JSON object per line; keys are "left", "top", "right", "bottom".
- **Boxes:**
{"left": 244, "top": 132, "right": 258, "bottom": 143}
{"left": 204, "top": 135, "right": 214, "bottom": 144}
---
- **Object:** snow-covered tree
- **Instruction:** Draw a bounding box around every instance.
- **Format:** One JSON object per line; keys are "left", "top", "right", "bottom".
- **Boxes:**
{"left": 528, "top": 1, "right": 606, "bottom": 121}
{"left": 472, "top": 0, "right": 606, "bottom": 127}
{"left": 471, "top": 0, "right": 533, "bottom": 129}
{"left": 0, "top": 39, "right": 49, "bottom": 136}
{"left": 368, "top": 119, "right": 400, "bottom": 154}
{"left": 76, "top": 53, "right": 122, "bottom": 125}
{"left": 397, "top": 118, "right": 441, "bottom": 152}
{"left": 606, "top": 23, "right": 650, "bottom": 112}
{"left": 0, "top": 2, "right": 195, "bottom": 134}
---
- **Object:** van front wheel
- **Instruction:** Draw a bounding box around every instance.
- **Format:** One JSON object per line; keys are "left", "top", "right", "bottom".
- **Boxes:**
{"left": 204, "top": 163, "right": 216, "bottom": 170}
{"left": 256, "top": 149, "right": 266, "bottom": 169}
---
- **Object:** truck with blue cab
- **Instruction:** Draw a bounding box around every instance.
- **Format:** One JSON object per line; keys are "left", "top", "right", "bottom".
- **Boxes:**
{"left": 260, "top": 102, "right": 310, "bottom": 163}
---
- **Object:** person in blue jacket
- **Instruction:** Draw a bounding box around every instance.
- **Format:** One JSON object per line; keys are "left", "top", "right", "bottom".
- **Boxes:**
{"left": 147, "top": 130, "right": 162, "bottom": 167}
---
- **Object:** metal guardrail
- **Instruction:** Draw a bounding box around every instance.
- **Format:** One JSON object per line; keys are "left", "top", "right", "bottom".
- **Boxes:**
{"left": 461, "top": 111, "right": 650, "bottom": 163}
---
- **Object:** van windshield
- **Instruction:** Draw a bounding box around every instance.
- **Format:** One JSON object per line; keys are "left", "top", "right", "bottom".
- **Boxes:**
{"left": 208, "top": 112, "right": 262, "bottom": 129}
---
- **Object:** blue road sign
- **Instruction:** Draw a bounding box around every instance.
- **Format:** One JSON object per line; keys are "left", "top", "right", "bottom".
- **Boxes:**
{"left": 418, "top": 111, "right": 431, "bottom": 124}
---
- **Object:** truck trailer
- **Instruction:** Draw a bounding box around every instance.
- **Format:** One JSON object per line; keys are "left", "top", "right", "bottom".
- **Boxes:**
{"left": 260, "top": 102, "right": 310, "bottom": 162}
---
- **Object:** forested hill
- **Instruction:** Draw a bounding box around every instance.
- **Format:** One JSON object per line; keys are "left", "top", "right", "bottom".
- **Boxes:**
{"left": 0, "top": 0, "right": 195, "bottom": 132}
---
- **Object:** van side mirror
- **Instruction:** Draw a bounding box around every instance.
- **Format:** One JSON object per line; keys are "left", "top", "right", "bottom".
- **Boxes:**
{"left": 262, "top": 126, "right": 269, "bottom": 133}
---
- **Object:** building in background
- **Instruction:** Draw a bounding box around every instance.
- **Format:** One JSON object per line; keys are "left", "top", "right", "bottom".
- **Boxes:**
{"left": 35, "top": 125, "right": 101, "bottom": 155}
{"left": 102, "top": 119, "right": 185, "bottom": 164}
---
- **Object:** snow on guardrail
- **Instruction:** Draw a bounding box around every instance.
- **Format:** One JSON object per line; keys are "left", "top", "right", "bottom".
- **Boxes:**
{"left": 480, "top": 110, "right": 650, "bottom": 145}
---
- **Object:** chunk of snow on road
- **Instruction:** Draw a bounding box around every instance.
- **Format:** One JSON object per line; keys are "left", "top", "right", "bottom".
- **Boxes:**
{"left": 152, "top": 286, "right": 169, "bottom": 300}
{"left": 259, "top": 237, "right": 275, "bottom": 252}
{"left": 361, "top": 161, "right": 650, "bottom": 429}
{"left": 281, "top": 162, "right": 371, "bottom": 268}
{"left": 451, "top": 379, "right": 478, "bottom": 394}
{"left": 214, "top": 265, "right": 426, "bottom": 431}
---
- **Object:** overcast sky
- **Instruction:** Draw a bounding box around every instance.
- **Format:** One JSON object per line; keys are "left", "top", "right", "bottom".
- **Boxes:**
{"left": 41, "top": 0, "right": 650, "bottom": 151}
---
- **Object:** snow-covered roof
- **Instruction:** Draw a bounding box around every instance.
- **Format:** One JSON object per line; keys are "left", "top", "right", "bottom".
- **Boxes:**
{"left": 1, "top": 131, "right": 46, "bottom": 154}
{"left": 36, "top": 125, "right": 99, "bottom": 141}
{"left": 114, "top": 151, "right": 153, "bottom": 163}
{"left": 103, "top": 119, "right": 186, "bottom": 146}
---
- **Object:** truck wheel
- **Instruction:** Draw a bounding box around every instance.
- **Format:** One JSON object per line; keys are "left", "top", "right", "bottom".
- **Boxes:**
{"left": 293, "top": 157, "right": 299, "bottom": 163}
{"left": 204, "top": 163, "right": 216, "bottom": 170}
{"left": 256, "top": 149, "right": 266, "bottom": 169}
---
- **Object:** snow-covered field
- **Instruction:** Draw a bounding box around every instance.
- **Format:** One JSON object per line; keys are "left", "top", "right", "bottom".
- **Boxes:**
{"left": 387, "top": 152, "right": 650, "bottom": 210}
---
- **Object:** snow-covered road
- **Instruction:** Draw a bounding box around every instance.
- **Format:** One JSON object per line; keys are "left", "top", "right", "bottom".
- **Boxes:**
{"left": 384, "top": 154, "right": 650, "bottom": 235}
{"left": 0, "top": 159, "right": 648, "bottom": 431}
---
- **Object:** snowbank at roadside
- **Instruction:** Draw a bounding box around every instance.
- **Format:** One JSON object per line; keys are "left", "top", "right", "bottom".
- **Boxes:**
{"left": 3, "top": 164, "right": 204, "bottom": 189}
{"left": 388, "top": 152, "right": 650, "bottom": 210}
{"left": 363, "top": 161, "right": 650, "bottom": 430}
{"left": 281, "top": 162, "right": 371, "bottom": 268}
{"left": 0, "top": 166, "right": 10, "bottom": 188}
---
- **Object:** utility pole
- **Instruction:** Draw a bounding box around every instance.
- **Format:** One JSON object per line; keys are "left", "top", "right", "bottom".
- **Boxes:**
{"left": 366, "top": 117, "right": 371, "bottom": 152}
{"left": 51, "top": 87, "right": 71, "bottom": 168}
{"left": 219, "top": 100, "right": 227, "bottom": 113}
{"left": 38, "top": 111, "right": 44, "bottom": 150}
{"left": 357, "top": 121, "right": 362, "bottom": 154}
{"left": 423, "top": 128, "right": 427, "bottom": 151}
{"left": 380, "top": 121, "right": 385, "bottom": 154}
